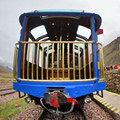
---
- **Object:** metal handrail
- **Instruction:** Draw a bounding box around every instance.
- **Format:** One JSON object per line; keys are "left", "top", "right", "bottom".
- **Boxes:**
{"left": 13, "top": 41, "right": 105, "bottom": 82}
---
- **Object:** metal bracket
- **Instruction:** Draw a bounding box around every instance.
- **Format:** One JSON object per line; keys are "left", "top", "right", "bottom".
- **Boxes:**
{"left": 97, "top": 90, "right": 103, "bottom": 97}
{"left": 18, "top": 91, "right": 26, "bottom": 98}
{"left": 93, "top": 90, "right": 103, "bottom": 97}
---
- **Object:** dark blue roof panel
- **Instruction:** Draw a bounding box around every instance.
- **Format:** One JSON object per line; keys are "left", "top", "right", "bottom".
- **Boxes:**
{"left": 19, "top": 10, "right": 102, "bottom": 31}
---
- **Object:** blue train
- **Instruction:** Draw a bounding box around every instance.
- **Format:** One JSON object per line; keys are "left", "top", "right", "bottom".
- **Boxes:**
{"left": 13, "top": 10, "right": 106, "bottom": 114}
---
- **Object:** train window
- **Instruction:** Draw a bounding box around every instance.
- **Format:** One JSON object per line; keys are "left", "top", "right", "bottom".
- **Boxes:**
{"left": 77, "top": 26, "right": 91, "bottom": 40}
{"left": 31, "top": 25, "right": 47, "bottom": 39}
{"left": 26, "top": 38, "right": 35, "bottom": 64}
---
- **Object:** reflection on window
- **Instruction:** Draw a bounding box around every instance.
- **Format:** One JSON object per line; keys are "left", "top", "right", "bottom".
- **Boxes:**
{"left": 77, "top": 26, "right": 91, "bottom": 39}
{"left": 31, "top": 25, "right": 47, "bottom": 39}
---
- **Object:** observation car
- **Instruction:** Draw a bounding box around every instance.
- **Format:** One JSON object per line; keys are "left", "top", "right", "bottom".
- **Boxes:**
{"left": 13, "top": 10, "right": 106, "bottom": 114}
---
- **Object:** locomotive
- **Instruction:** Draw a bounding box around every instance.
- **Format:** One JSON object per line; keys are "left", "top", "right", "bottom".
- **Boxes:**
{"left": 13, "top": 10, "right": 106, "bottom": 114}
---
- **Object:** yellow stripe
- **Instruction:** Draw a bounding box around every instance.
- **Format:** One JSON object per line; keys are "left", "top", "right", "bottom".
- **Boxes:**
{"left": 94, "top": 95, "right": 119, "bottom": 112}
{"left": 104, "top": 103, "right": 109, "bottom": 106}
{"left": 99, "top": 100, "right": 104, "bottom": 102}
{"left": 115, "top": 109, "right": 120, "bottom": 113}
{"left": 94, "top": 96, "right": 98, "bottom": 99}
{"left": 102, "top": 102, "right": 106, "bottom": 104}
{"left": 97, "top": 99, "right": 102, "bottom": 102}
{"left": 107, "top": 105, "right": 112, "bottom": 108}
{"left": 97, "top": 62, "right": 100, "bottom": 69}
{"left": 101, "top": 100, "right": 105, "bottom": 103}
{"left": 104, "top": 90, "right": 120, "bottom": 96}
{"left": 111, "top": 107, "right": 116, "bottom": 111}
{"left": 96, "top": 98, "right": 101, "bottom": 101}
{"left": 94, "top": 97, "right": 99, "bottom": 100}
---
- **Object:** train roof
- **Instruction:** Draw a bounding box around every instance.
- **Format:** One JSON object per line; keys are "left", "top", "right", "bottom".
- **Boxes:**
{"left": 19, "top": 10, "right": 102, "bottom": 41}
{"left": 20, "top": 10, "right": 101, "bottom": 30}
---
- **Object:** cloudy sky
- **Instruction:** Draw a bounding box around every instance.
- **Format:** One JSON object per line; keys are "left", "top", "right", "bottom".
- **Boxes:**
{"left": 0, "top": 0, "right": 120, "bottom": 67}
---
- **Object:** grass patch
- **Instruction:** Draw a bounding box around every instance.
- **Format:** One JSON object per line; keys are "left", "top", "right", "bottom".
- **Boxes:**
{"left": 0, "top": 73, "right": 14, "bottom": 83}
{"left": 0, "top": 86, "right": 13, "bottom": 90}
{"left": 0, "top": 98, "right": 29, "bottom": 120}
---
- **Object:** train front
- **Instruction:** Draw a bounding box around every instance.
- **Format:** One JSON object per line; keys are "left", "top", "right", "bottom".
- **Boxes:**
{"left": 13, "top": 10, "right": 106, "bottom": 114}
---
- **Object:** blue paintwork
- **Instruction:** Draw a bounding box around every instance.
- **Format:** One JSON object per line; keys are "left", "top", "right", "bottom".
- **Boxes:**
{"left": 20, "top": 10, "right": 101, "bottom": 18}
{"left": 13, "top": 10, "right": 106, "bottom": 99}
{"left": 17, "top": 16, "right": 27, "bottom": 81}
{"left": 19, "top": 10, "right": 101, "bottom": 31}
{"left": 91, "top": 16, "right": 98, "bottom": 82}
{"left": 96, "top": 32, "right": 100, "bottom": 79}
{"left": 13, "top": 81, "right": 106, "bottom": 98}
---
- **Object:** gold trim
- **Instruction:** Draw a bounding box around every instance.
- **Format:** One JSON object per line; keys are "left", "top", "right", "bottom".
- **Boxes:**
{"left": 36, "top": 44, "right": 39, "bottom": 80}
{"left": 88, "top": 44, "right": 91, "bottom": 79}
{"left": 13, "top": 45, "right": 18, "bottom": 78}
{"left": 97, "top": 61, "right": 100, "bottom": 69}
{"left": 46, "top": 44, "right": 49, "bottom": 80}
{"left": 15, "top": 41, "right": 105, "bottom": 81}
{"left": 83, "top": 43, "right": 86, "bottom": 79}
{"left": 32, "top": 44, "right": 35, "bottom": 79}
{"left": 78, "top": 43, "right": 81, "bottom": 79}
{"left": 41, "top": 44, "right": 44, "bottom": 80}
{"left": 67, "top": 43, "right": 70, "bottom": 79}
{"left": 19, "top": 78, "right": 96, "bottom": 82}
{"left": 20, "top": 41, "right": 93, "bottom": 44}
{"left": 62, "top": 43, "right": 64, "bottom": 79}
{"left": 99, "top": 45, "right": 102, "bottom": 78}
{"left": 23, "top": 44, "right": 26, "bottom": 79}
{"left": 27, "top": 44, "right": 30, "bottom": 79}
{"left": 101, "top": 45, "right": 105, "bottom": 78}
{"left": 57, "top": 43, "right": 59, "bottom": 80}
{"left": 73, "top": 44, "right": 75, "bottom": 80}
{"left": 52, "top": 43, "right": 54, "bottom": 79}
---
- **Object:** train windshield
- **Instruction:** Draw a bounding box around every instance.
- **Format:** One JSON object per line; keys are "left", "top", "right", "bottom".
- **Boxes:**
{"left": 20, "top": 14, "right": 99, "bottom": 43}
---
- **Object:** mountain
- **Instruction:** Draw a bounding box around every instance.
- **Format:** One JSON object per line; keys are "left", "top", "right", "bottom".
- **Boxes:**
{"left": 103, "top": 37, "right": 120, "bottom": 66}
{"left": 0, "top": 57, "right": 13, "bottom": 72}
{"left": 0, "top": 65, "right": 12, "bottom": 74}
{"left": 3, "top": 66, "right": 13, "bottom": 72}
{"left": 0, "top": 63, "right": 13, "bottom": 73}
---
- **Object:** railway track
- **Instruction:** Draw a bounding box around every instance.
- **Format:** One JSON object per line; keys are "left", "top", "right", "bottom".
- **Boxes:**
{"left": 0, "top": 88, "right": 17, "bottom": 96}
{"left": 37, "top": 99, "right": 114, "bottom": 120}
{"left": 0, "top": 88, "right": 13, "bottom": 91}
{"left": 10, "top": 97, "right": 114, "bottom": 120}
{"left": 38, "top": 107, "right": 86, "bottom": 120}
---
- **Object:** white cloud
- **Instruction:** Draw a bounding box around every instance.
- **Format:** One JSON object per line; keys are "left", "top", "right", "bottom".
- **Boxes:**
{"left": 0, "top": 56, "right": 4, "bottom": 63}
{"left": 0, "top": 0, "right": 120, "bottom": 65}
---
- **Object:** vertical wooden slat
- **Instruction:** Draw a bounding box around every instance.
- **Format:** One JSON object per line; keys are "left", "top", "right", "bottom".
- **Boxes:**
{"left": 88, "top": 44, "right": 91, "bottom": 79}
{"left": 23, "top": 44, "right": 26, "bottom": 79}
{"left": 62, "top": 43, "right": 64, "bottom": 79}
{"left": 60, "top": 36, "right": 62, "bottom": 60}
{"left": 27, "top": 44, "right": 30, "bottom": 79}
{"left": 52, "top": 43, "right": 54, "bottom": 79}
{"left": 73, "top": 44, "right": 75, "bottom": 80}
{"left": 41, "top": 44, "right": 44, "bottom": 80}
{"left": 13, "top": 45, "right": 18, "bottom": 78}
{"left": 78, "top": 43, "right": 81, "bottom": 79}
{"left": 67, "top": 43, "right": 70, "bottom": 79}
{"left": 32, "top": 44, "right": 35, "bottom": 79}
{"left": 83, "top": 43, "right": 86, "bottom": 79}
{"left": 57, "top": 43, "right": 59, "bottom": 80}
{"left": 46, "top": 44, "right": 49, "bottom": 80}
{"left": 101, "top": 45, "right": 105, "bottom": 78}
{"left": 99, "top": 45, "right": 102, "bottom": 78}
{"left": 36, "top": 43, "right": 39, "bottom": 80}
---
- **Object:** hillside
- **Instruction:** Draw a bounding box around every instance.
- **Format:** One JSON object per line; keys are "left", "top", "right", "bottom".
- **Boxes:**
{"left": 103, "top": 37, "right": 120, "bottom": 66}
{"left": 0, "top": 65, "right": 12, "bottom": 74}
{"left": 0, "top": 65, "right": 13, "bottom": 84}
